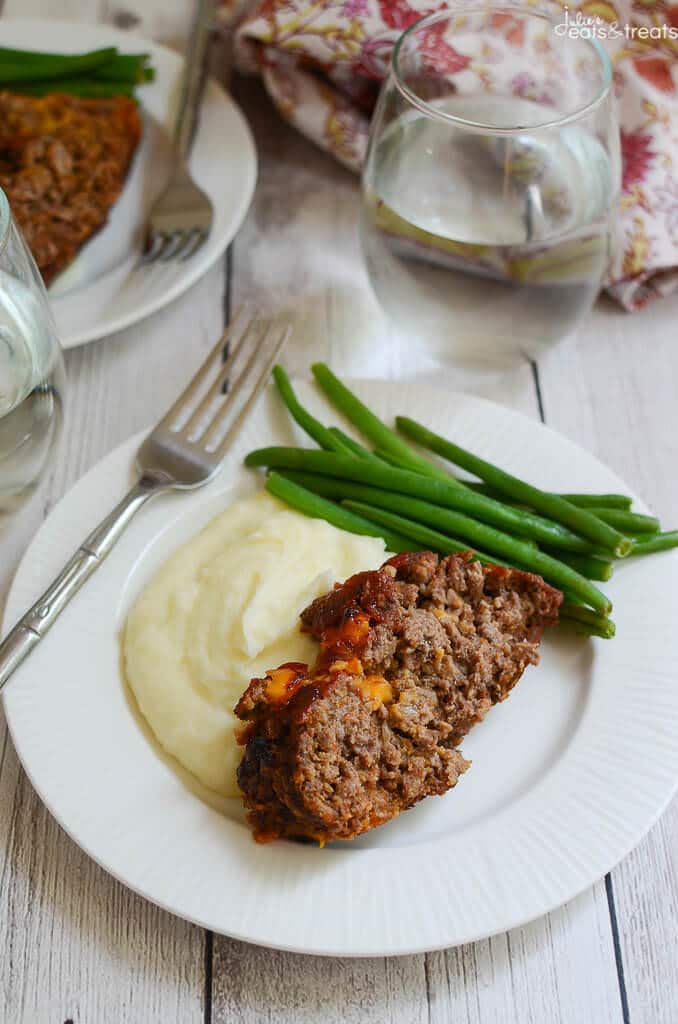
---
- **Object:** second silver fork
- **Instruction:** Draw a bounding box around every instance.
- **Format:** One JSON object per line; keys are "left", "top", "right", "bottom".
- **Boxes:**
{"left": 143, "top": 0, "right": 216, "bottom": 263}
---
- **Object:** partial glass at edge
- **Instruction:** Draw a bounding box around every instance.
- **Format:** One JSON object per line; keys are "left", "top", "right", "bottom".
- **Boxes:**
{"left": 0, "top": 189, "right": 65, "bottom": 524}
{"left": 360, "top": 6, "right": 621, "bottom": 368}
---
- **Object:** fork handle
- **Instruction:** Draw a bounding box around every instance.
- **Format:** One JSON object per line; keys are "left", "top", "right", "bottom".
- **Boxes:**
{"left": 0, "top": 476, "right": 162, "bottom": 693}
{"left": 174, "top": 0, "right": 215, "bottom": 164}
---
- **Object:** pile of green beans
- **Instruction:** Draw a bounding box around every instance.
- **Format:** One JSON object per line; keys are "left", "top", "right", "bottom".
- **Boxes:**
{"left": 0, "top": 46, "right": 154, "bottom": 97}
{"left": 245, "top": 365, "right": 678, "bottom": 639}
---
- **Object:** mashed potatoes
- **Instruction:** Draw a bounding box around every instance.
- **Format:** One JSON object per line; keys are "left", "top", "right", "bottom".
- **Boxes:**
{"left": 123, "top": 493, "right": 387, "bottom": 798}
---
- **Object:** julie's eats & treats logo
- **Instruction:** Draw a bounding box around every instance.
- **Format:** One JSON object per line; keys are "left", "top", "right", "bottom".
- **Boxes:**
{"left": 555, "top": 6, "right": 678, "bottom": 40}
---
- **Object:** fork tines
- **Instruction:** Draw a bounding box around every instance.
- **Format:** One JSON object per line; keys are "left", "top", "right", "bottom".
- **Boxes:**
{"left": 160, "top": 311, "right": 290, "bottom": 458}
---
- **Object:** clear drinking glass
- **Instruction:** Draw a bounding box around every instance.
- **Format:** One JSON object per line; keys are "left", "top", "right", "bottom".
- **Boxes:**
{"left": 0, "top": 188, "right": 65, "bottom": 524}
{"left": 361, "top": 6, "right": 621, "bottom": 367}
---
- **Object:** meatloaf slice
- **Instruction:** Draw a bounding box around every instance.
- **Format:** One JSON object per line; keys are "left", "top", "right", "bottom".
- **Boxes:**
{"left": 0, "top": 91, "right": 142, "bottom": 284}
{"left": 235, "top": 551, "right": 562, "bottom": 844}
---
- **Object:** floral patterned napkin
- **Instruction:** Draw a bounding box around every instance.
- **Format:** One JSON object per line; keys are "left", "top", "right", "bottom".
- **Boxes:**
{"left": 227, "top": 0, "right": 678, "bottom": 310}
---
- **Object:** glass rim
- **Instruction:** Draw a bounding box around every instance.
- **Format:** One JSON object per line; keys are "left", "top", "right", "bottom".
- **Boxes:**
{"left": 391, "top": 6, "right": 613, "bottom": 134}
{"left": 0, "top": 187, "right": 10, "bottom": 256}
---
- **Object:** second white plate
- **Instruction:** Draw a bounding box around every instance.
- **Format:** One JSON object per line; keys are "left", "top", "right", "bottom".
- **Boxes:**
{"left": 0, "top": 19, "right": 257, "bottom": 349}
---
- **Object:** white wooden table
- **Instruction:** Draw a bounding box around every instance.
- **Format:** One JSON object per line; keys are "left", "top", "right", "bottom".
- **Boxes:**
{"left": 1, "top": 2, "right": 677, "bottom": 1021}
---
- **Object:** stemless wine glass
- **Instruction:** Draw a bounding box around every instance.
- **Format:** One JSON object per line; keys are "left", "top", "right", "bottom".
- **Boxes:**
{"left": 361, "top": 6, "right": 621, "bottom": 367}
{"left": 0, "top": 188, "right": 65, "bottom": 524}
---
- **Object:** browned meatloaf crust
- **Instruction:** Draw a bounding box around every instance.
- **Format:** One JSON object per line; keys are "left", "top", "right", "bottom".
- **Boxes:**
{"left": 235, "top": 551, "right": 562, "bottom": 844}
{"left": 0, "top": 91, "right": 142, "bottom": 284}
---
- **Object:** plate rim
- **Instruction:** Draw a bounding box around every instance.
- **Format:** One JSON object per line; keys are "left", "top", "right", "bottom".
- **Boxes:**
{"left": 0, "top": 18, "right": 257, "bottom": 350}
{"left": 3, "top": 380, "right": 678, "bottom": 956}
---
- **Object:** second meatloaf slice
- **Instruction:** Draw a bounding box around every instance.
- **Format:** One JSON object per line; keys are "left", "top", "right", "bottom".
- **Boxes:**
{"left": 0, "top": 92, "right": 142, "bottom": 284}
{"left": 235, "top": 551, "right": 562, "bottom": 843}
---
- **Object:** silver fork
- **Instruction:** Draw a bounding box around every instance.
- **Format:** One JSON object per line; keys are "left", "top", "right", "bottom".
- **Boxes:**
{"left": 143, "top": 0, "right": 216, "bottom": 263}
{"left": 0, "top": 313, "right": 289, "bottom": 691}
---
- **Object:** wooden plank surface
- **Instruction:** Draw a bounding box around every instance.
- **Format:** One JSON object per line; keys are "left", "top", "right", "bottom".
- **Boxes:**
{"left": 0, "top": 264, "right": 227, "bottom": 1022}
{"left": 0, "top": 0, "right": 675, "bottom": 1020}
{"left": 538, "top": 307, "right": 678, "bottom": 1024}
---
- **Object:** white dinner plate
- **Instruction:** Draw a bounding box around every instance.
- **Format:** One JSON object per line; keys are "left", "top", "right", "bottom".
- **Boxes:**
{"left": 0, "top": 19, "right": 257, "bottom": 349}
{"left": 3, "top": 380, "right": 678, "bottom": 956}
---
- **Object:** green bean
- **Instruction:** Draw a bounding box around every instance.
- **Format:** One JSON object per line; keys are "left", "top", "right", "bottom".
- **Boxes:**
{"left": 559, "top": 493, "right": 633, "bottom": 510}
{"left": 585, "top": 508, "right": 660, "bottom": 534}
{"left": 311, "top": 363, "right": 453, "bottom": 482}
{"left": 627, "top": 531, "right": 678, "bottom": 556}
{"left": 245, "top": 449, "right": 606, "bottom": 555}
{"left": 559, "top": 603, "right": 616, "bottom": 639}
{"left": 372, "top": 449, "right": 395, "bottom": 464}
{"left": 466, "top": 482, "right": 634, "bottom": 511}
{"left": 375, "top": 445, "right": 477, "bottom": 490}
{"left": 272, "top": 365, "right": 350, "bottom": 454}
{"left": 342, "top": 500, "right": 513, "bottom": 564}
{"left": 90, "top": 53, "right": 152, "bottom": 83}
{"left": 544, "top": 550, "right": 613, "bottom": 581}
{"left": 14, "top": 80, "right": 136, "bottom": 97}
{"left": 0, "top": 47, "right": 117, "bottom": 83}
{"left": 396, "top": 416, "right": 631, "bottom": 558}
{"left": 328, "top": 427, "right": 377, "bottom": 460}
{"left": 372, "top": 445, "right": 451, "bottom": 476}
{"left": 373, "top": 447, "right": 406, "bottom": 466}
{"left": 266, "top": 473, "right": 413, "bottom": 552}
{"left": 0, "top": 47, "right": 154, "bottom": 96}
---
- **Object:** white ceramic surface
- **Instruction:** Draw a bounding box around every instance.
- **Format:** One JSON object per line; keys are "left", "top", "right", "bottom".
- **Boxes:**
{"left": 3, "top": 380, "right": 678, "bottom": 956}
{"left": 0, "top": 20, "right": 257, "bottom": 349}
